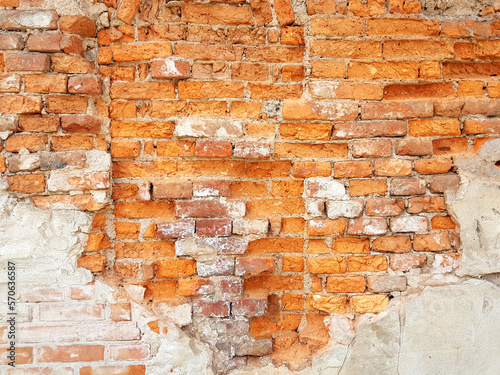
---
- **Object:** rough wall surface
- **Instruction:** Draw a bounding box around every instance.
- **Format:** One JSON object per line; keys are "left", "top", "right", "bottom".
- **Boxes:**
{"left": 1, "top": 0, "right": 500, "bottom": 373}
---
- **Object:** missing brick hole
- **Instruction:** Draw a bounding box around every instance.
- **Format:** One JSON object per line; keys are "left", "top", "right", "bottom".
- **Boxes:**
{"left": 495, "top": 161, "right": 500, "bottom": 167}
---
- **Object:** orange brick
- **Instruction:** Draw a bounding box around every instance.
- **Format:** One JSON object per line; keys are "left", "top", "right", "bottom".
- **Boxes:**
{"left": 85, "top": 232, "right": 111, "bottom": 252}
{"left": 156, "top": 259, "right": 196, "bottom": 278}
{"left": 326, "top": 276, "right": 366, "bottom": 293}
{"left": 5, "top": 134, "right": 48, "bottom": 152}
{"left": 372, "top": 236, "right": 411, "bottom": 253}
{"left": 7, "top": 174, "right": 45, "bottom": 193}
{"left": 348, "top": 255, "right": 388, "bottom": 272}
{"left": 271, "top": 180, "right": 304, "bottom": 197}
{"left": 51, "top": 136, "right": 93, "bottom": 151}
{"left": 368, "top": 18, "right": 437, "bottom": 36}
{"left": 431, "top": 216, "right": 456, "bottom": 230}
{"left": 149, "top": 100, "right": 227, "bottom": 118}
{"left": 275, "top": 142, "right": 348, "bottom": 158}
{"left": 248, "top": 83, "right": 302, "bottom": 100}
{"left": 350, "top": 294, "right": 389, "bottom": 313}
{"left": 178, "top": 277, "right": 214, "bottom": 296}
{"left": 0, "top": 95, "right": 42, "bottom": 114}
{"left": 281, "top": 27, "right": 304, "bottom": 45}
{"left": 115, "top": 241, "right": 175, "bottom": 259}
{"left": 383, "top": 40, "right": 454, "bottom": 59}
{"left": 414, "top": 158, "right": 453, "bottom": 174}
{"left": 250, "top": 314, "right": 302, "bottom": 339}
{"left": 111, "top": 120, "right": 175, "bottom": 138}
{"left": 179, "top": 81, "right": 244, "bottom": 99}
{"left": 309, "top": 81, "right": 383, "bottom": 100}
{"left": 349, "top": 180, "right": 387, "bottom": 197}
{"left": 247, "top": 161, "right": 291, "bottom": 177}
{"left": 282, "top": 256, "right": 304, "bottom": 272}
{"left": 306, "top": 294, "right": 347, "bottom": 313}
{"left": 0, "top": 73, "right": 21, "bottom": 93}
{"left": 246, "top": 198, "right": 305, "bottom": 218}
{"left": 307, "top": 256, "right": 346, "bottom": 274}
{"left": 331, "top": 238, "right": 370, "bottom": 254}
{"left": 244, "top": 46, "right": 304, "bottom": 63}
{"left": 19, "top": 115, "right": 59, "bottom": 132}
{"left": 111, "top": 43, "right": 172, "bottom": 62}
{"left": 281, "top": 65, "right": 304, "bottom": 82}
{"left": 77, "top": 255, "right": 107, "bottom": 272}
{"left": 349, "top": 61, "right": 419, "bottom": 79}
{"left": 409, "top": 118, "right": 461, "bottom": 137}
{"left": 310, "top": 60, "right": 346, "bottom": 78}
{"left": 143, "top": 280, "right": 177, "bottom": 299}
{"left": 281, "top": 293, "right": 304, "bottom": 311}
{"left": 181, "top": 3, "right": 253, "bottom": 25}
{"left": 59, "top": 16, "right": 96, "bottom": 37}
{"left": 310, "top": 40, "right": 381, "bottom": 59}
{"left": 230, "top": 101, "right": 263, "bottom": 119}
{"left": 31, "top": 194, "right": 106, "bottom": 211}
{"left": 115, "top": 222, "right": 140, "bottom": 239}
{"left": 349, "top": 0, "right": 385, "bottom": 16}
{"left": 111, "top": 140, "right": 141, "bottom": 158}
{"left": 307, "top": 219, "right": 346, "bottom": 236}
{"left": 311, "top": 18, "right": 365, "bottom": 36}
{"left": 80, "top": 366, "right": 145, "bottom": 375}
{"left": 245, "top": 276, "right": 304, "bottom": 294}
{"left": 374, "top": 159, "right": 412, "bottom": 177}
{"left": 279, "top": 123, "right": 332, "bottom": 141}
{"left": 51, "top": 55, "right": 93, "bottom": 74}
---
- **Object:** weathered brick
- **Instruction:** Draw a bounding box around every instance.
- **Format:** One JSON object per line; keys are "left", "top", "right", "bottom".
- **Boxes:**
{"left": 372, "top": 236, "right": 411, "bottom": 253}
{"left": 347, "top": 218, "right": 388, "bottom": 236}
{"left": 362, "top": 100, "right": 433, "bottom": 120}
{"left": 0, "top": 10, "right": 58, "bottom": 30}
{"left": 25, "top": 74, "right": 67, "bottom": 93}
{"left": 60, "top": 16, "right": 96, "bottom": 37}
{"left": 112, "top": 43, "right": 172, "bottom": 62}
{"left": 389, "top": 253, "right": 427, "bottom": 271}
{"left": 0, "top": 73, "right": 21, "bottom": 93}
{"left": 433, "top": 137, "right": 468, "bottom": 155}
{"left": 246, "top": 198, "right": 304, "bottom": 218}
{"left": 157, "top": 220, "right": 195, "bottom": 239}
{"left": 414, "top": 232, "right": 451, "bottom": 251}
{"left": 390, "top": 178, "right": 426, "bottom": 195}
{"left": 374, "top": 159, "right": 412, "bottom": 177}
{"left": 311, "top": 40, "right": 381, "bottom": 59}
{"left": 0, "top": 35, "right": 24, "bottom": 50}
{"left": 349, "top": 61, "right": 419, "bottom": 79}
{"left": 308, "top": 219, "right": 346, "bottom": 236}
{"left": 414, "top": 158, "right": 452, "bottom": 174}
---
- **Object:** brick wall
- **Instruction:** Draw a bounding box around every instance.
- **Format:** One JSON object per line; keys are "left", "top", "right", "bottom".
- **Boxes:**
{"left": 1, "top": 0, "right": 500, "bottom": 372}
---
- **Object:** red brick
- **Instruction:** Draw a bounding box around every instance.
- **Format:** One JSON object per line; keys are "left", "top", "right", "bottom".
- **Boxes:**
{"left": 362, "top": 101, "right": 433, "bottom": 120}
{"left": 0, "top": 35, "right": 24, "bottom": 50}
{"left": 429, "top": 175, "right": 461, "bottom": 193}
{"left": 292, "top": 161, "right": 331, "bottom": 178}
{"left": 192, "top": 300, "right": 232, "bottom": 318}
{"left": 236, "top": 256, "right": 274, "bottom": 276}
{"left": 59, "top": 16, "right": 96, "bottom": 37}
{"left": 61, "top": 115, "right": 101, "bottom": 133}
{"left": 157, "top": 220, "right": 195, "bottom": 239}
{"left": 5, "top": 54, "right": 50, "bottom": 72}
{"left": 414, "top": 158, "right": 453, "bottom": 174}
{"left": 396, "top": 139, "right": 433, "bottom": 156}
{"left": 27, "top": 35, "right": 62, "bottom": 52}
{"left": 232, "top": 299, "right": 267, "bottom": 317}
{"left": 352, "top": 139, "right": 392, "bottom": 158}
{"left": 366, "top": 198, "right": 404, "bottom": 216}
{"left": 334, "top": 161, "right": 372, "bottom": 178}
{"left": 68, "top": 76, "right": 102, "bottom": 94}
{"left": 347, "top": 218, "right": 388, "bottom": 236}
{"left": 463, "top": 119, "right": 500, "bottom": 134}
{"left": 196, "top": 219, "right": 232, "bottom": 236}
{"left": 195, "top": 141, "right": 232, "bottom": 158}
{"left": 433, "top": 137, "right": 469, "bottom": 155}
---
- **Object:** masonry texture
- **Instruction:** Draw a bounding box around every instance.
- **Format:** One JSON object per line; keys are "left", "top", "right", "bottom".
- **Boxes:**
{"left": 1, "top": 0, "right": 500, "bottom": 373}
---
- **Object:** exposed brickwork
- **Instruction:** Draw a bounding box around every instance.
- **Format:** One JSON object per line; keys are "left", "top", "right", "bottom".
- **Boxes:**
{"left": 1, "top": 0, "right": 500, "bottom": 372}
